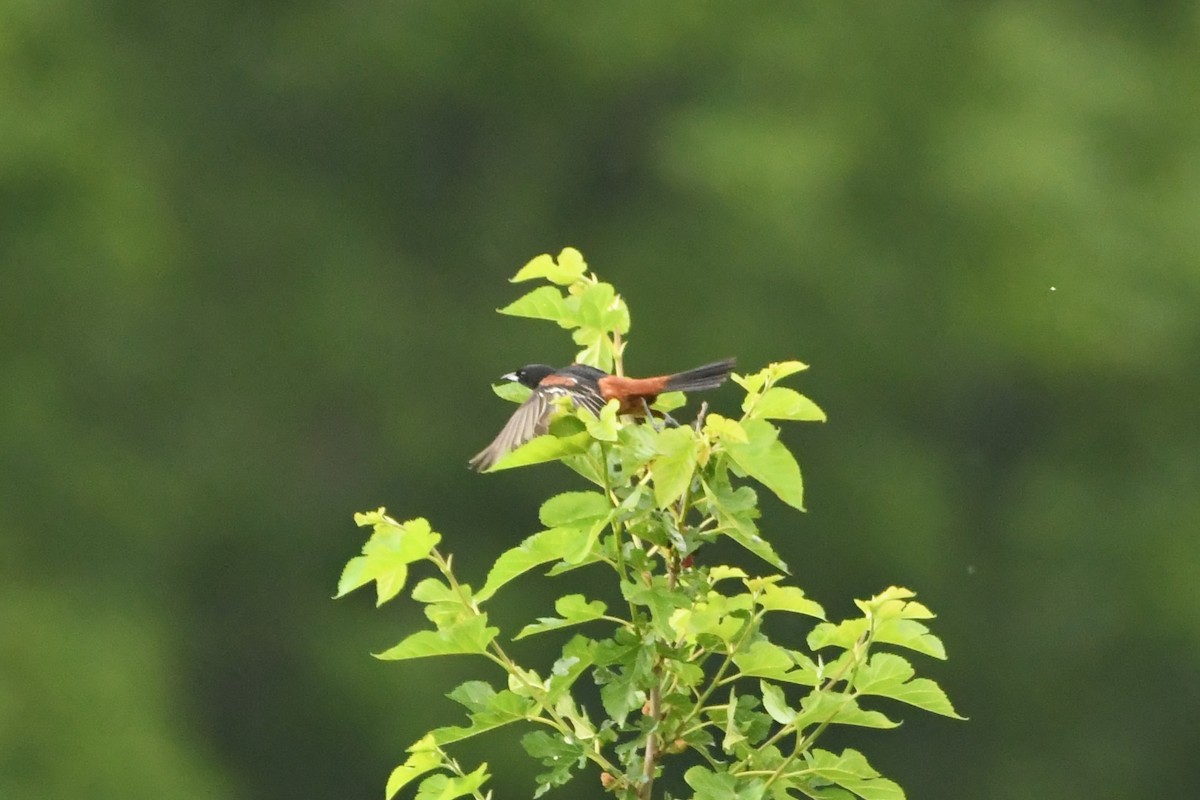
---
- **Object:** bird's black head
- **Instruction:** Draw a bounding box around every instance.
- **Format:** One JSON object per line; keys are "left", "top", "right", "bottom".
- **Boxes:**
{"left": 501, "top": 364, "right": 556, "bottom": 388}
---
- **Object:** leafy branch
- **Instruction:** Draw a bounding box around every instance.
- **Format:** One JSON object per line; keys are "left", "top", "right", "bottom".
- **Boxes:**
{"left": 337, "top": 248, "right": 962, "bottom": 800}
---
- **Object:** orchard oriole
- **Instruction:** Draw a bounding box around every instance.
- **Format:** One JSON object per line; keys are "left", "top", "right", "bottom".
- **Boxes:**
{"left": 469, "top": 358, "right": 735, "bottom": 471}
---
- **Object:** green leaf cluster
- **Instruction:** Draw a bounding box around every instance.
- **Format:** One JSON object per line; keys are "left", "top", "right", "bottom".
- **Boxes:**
{"left": 499, "top": 247, "right": 630, "bottom": 372}
{"left": 337, "top": 253, "right": 960, "bottom": 800}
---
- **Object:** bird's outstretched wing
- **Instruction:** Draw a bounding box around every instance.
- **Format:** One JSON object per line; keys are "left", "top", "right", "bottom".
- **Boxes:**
{"left": 468, "top": 377, "right": 610, "bottom": 471}
{"left": 468, "top": 390, "right": 554, "bottom": 471}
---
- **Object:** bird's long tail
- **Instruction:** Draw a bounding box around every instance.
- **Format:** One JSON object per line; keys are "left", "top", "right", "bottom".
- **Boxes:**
{"left": 663, "top": 358, "right": 737, "bottom": 392}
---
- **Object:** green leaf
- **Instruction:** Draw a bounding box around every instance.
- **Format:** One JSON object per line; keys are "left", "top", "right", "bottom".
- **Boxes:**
{"left": 854, "top": 654, "right": 965, "bottom": 719}
{"left": 386, "top": 735, "right": 442, "bottom": 799}
{"left": 804, "top": 749, "right": 904, "bottom": 800}
{"left": 511, "top": 248, "right": 588, "bottom": 285}
{"left": 700, "top": 478, "right": 788, "bottom": 572}
{"left": 874, "top": 618, "right": 947, "bottom": 660}
{"left": 807, "top": 619, "right": 870, "bottom": 652}
{"left": 539, "top": 491, "right": 611, "bottom": 527}
{"left": 521, "top": 730, "right": 586, "bottom": 795}
{"left": 492, "top": 381, "right": 532, "bottom": 403}
{"left": 487, "top": 430, "right": 592, "bottom": 471}
{"left": 756, "top": 584, "right": 826, "bottom": 619}
{"left": 767, "top": 360, "right": 810, "bottom": 382}
{"left": 731, "top": 370, "right": 767, "bottom": 395}
{"left": 852, "top": 652, "right": 915, "bottom": 694}
{"left": 709, "top": 565, "right": 749, "bottom": 584}
{"left": 652, "top": 426, "right": 698, "bottom": 508}
{"left": 582, "top": 399, "right": 621, "bottom": 441}
{"left": 704, "top": 413, "right": 749, "bottom": 443}
{"left": 514, "top": 594, "right": 608, "bottom": 639}
{"left": 545, "top": 635, "right": 596, "bottom": 702}
{"left": 497, "top": 285, "right": 575, "bottom": 326}
{"left": 732, "top": 641, "right": 819, "bottom": 686}
{"left": 760, "top": 681, "right": 795, "bottom": 725}
{"left": 410, "top": 578, "right": 473, "bottom": 627}
{"left": 622, "top": 576, "right": 690, "bottom": 639}
{"left": 570, "top": 324, "right": 613, "bottom": 370}
{"left": 430, "top": 682, "right": 535, "bottom": 745}
{"left": 724, "top": 419, "right": 805, "bottom": 511}
{"left": 668, "top": 592, "right": 748, "bottom": 645}
{"left": 599, "top": 668, "right": 643, "bottom": 725}
{"left": 414, "top": 763, "right": 489, "bottom": 800}
{"left": 337, "top": 514, "right": 441, "bottom": 606}
{"left": 722, "top": 685, "right": 747, "bottom": 753}
{"left": 616, "top": 423, "right": 659, "bottom": 475}
{"left": 794, "top": 692, "right": 899, "bottom": 730}
{"left": 651, "top": 390, "right": 686, "bottom": 413}
{"left": 476, "top": 527, "right": 582, "bottom": 602}
{"left": 684, "top": 766, "right": 766, "bottom": 800}
{"left": 573, "top": 281, "right": 629, "bottom": 334}
{"left": 375, "top": 616, "right": 498, "bottom": 660}
{"left": 754, "top": 387, "right": 827, "bottom": 422}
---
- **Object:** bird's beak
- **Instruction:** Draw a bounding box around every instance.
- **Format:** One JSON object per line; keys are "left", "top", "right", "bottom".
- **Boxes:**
{"left": 499, "top": 372, "right": 518, "bottom": 383}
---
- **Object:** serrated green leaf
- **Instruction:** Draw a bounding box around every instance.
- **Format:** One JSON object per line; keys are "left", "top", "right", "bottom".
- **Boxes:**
{"left": 582, "top": 399, "right": 621, "bottom": 441}
{"left": 573, "top": 281, "right": 629, "bottom": 334}
{"left": 807, "top": 618, "right": 870, "bottom": 652}
{"left": 704, "top": 413, "right": 749, "bottom": 443}
{"left": 757, "top": 584, "right": 826, "bottom": 619}
{"left": 684, "top": 766, "right": 767, "bottom": 800}
{"left": 498, "top": 285, "right": 575, "bottom": 326}
{"left": 492, "top": 381, "right": 532, "bottom": 403}
{"left": 337, "top": 515, "right": 440, "bottom": 606}
{"left": 767, "top": 360, "right": 810, "bottom": 382}
{"left": 710, "top": 565, "right": 749, "bottom": 584}
{"left": 431, "top": 683, "right": 534, "bottom": 745}
{"left": 732, "top": 641, "right": 819, "bottom": 686}
{"left": 514, "top": 594, "right": 608, "bottom": 639}
{"left": 795, "top": 692, "right": 899, "bottom": 730}
{"left": 668, "top": 596, "right": 744, "bottom": 645}
{"left": 570, "top": 324, "right": 613, "bottom": 370}
{"left": 386, "top": 735, "right": 442, "bottom": 799}
{"left": 622, "top": 577, "right": 690, "bottom": 639}
{"left": 538, "top": 491, "right": 611, "bottom": 527}
{"left": 652, "top": 426, "right": 698, "bottom": 508}
{"left": 854, "top": 655, "right": 964, "bottom": 718}
{"left": 375, "top": 616, "right": 498, "bottom": 660}
{"left": 546, "top": 635, "right": 596, "bottom": 702}
{"left": 521, "top": 730, "right": 586, "bottom": 795}
{"left": 760, "top": 681, "right": 795, "bottom": 725}
{"left": 476, "top": 527, "right": 582, "bottom": 602}
{"left": 535, "top": 491, "right": 609, "bottom": 566}
{"left": 701, "top": 479, "right": 788, "bottom": 572}
{"left": 335, "top": 555, "right": 379, "bottom": 598}
{"left": 804, "top": 749, "right": 904, "bottom": 800}
{"left": 852, "top": 653, "right": 915, "bottom": 694}
{"left": 616, "top": 422, "right": 659, "bottom": 474}
{"left": 723, "top": 686, "right": 746, "bottom": 753}
{"left": 511, "top": 248, "right": 588, "bottom": 285}
{"left": 487, "top": 430, "right": 592, "bottom": 471}
{"left": 731, "top": 370, "right": 767, "bottom": 395}
{"left": 754, "top": 387, "right": 827, "bottom": 422}
{"left": 724, "top": 419, "right": 805, "bottom": 511}
{"left": 651, "top": 390, "right": 686, "bottom": 413}
{"left": 874, "top": 618, "right": 947, "bottom": 660}
{"left": 414, "top": 763, "right": 489, "bottom": 800}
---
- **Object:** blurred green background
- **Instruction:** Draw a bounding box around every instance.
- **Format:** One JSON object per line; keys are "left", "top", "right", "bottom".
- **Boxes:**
{"left": 3, "top": 2, "right": 1198, "bottom": 798}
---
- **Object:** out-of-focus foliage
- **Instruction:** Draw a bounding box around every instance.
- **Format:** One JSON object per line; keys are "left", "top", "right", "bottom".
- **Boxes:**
{"left": 1, "top": 2, "right": 1197, "bottom": 799}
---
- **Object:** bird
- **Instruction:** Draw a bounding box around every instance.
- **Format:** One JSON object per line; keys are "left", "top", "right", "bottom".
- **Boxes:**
{"left": 469, "top": 358, "right": 736, "bottom": 471}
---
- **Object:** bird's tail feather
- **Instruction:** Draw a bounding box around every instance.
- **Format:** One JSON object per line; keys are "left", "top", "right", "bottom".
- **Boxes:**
{"left": 663, "top": 358, "right": 737, "bottom": 393}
